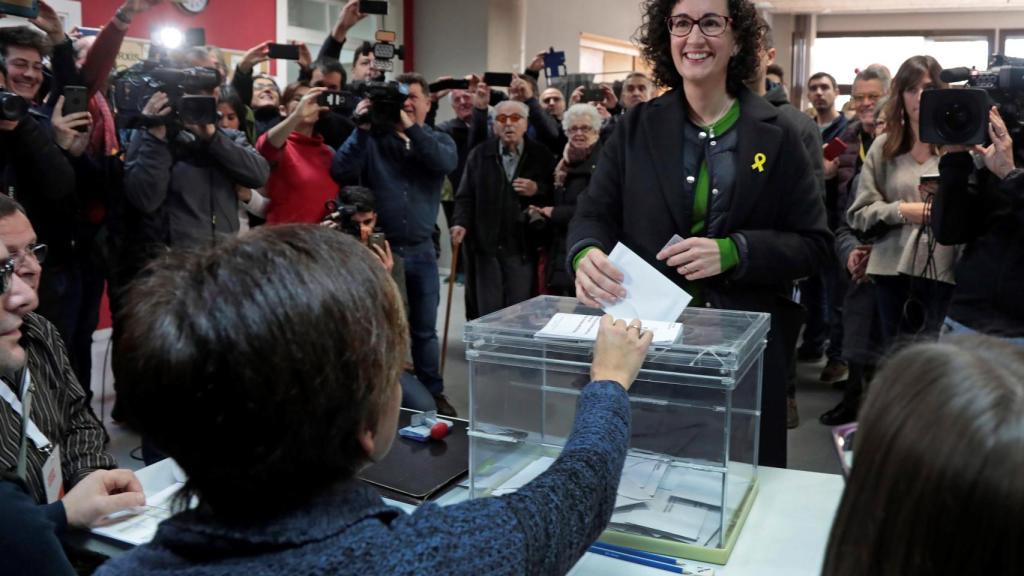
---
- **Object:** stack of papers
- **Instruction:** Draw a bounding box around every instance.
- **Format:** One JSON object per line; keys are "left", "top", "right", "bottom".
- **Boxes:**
{"left": 91, "top": 459, "right": 187, "bottom": 546}
{"left": 535, "top": 313, "right": 683, "bottom": 345}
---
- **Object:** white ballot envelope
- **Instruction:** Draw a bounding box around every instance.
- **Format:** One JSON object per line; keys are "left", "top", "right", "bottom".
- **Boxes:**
{"left": 602, "top": 242, "right": 692, "bottom": 323}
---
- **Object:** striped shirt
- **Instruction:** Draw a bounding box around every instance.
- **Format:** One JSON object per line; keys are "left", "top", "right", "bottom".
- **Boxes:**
{"left": 0, "top": 313, "right": 115, "bottom": 503}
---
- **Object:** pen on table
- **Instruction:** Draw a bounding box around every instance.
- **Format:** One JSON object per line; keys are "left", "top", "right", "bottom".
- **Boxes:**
{"left": 590, "top": 541, "right": 690, "bottom": 566}
{"left": 587, "top": 544, "right": 712, "bottom": 575}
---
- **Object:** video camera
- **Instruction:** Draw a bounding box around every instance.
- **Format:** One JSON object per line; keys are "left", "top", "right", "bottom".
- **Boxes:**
{"left": 920, "top": 54, "right": 1024, "bottom": 146}
{"left": 112, "top": 63, "right": 222, "bottom": 129}
{"left": 351, "top": 80, "right": 409, "bottom": 133}
{"left": 322, "top": 201, "right": 361, "bottom": 236}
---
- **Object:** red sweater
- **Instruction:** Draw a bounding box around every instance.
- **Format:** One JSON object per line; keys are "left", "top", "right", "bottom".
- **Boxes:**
{"left": 256, "top": 131, "right": 338, "bottom": 224}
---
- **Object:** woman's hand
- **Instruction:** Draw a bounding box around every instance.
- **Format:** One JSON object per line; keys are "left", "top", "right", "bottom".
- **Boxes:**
{"left": 973, "top": 106, "right": 1016, "bottom": 179}
{"left": 847, "top": 246, "right": 872, "bottom": 283}
{"left": 656, "top": 237, "right": 722, "bottom": 281}
{"left": 575, "top": 249, "right": 626, "bottom": 307}
{"left": 294, "top": 87, "right": 329, "bottom": 123}
{"left": 591, "top": 315, "right": 653, "bottom": 391}
{"left": 51, "top": 95, "right": 93, "bottom": 157}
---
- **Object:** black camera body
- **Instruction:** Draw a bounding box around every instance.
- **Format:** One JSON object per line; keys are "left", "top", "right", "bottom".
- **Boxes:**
{"left": 322, "top": 202, "right": 362, "bottom": 237}
{"left": 112, "top": 63, "right": 221, "bottom": 129}
{"left": 352, "top": 80, "right": 409, "bottom": 133}
{"left": 921, "top": 55, "right": 1024, "bottom": 146}
{"left": 0, "top": 91, "right": 29, "bottom": 122}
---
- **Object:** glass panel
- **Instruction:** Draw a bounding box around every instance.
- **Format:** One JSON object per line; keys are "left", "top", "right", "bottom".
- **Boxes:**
{"left": 813, "top": 35, "right": 989, "bottom": 110}
{"left": 288, "top": 0, "right": 328, "bottom": 32}
{"left": 1005, "top": 36, "right": 1024, "bottom": 59}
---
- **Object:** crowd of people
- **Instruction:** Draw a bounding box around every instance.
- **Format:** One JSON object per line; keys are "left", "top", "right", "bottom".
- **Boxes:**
{"left": 0, "top": 0, "right": 1022, "bottom": 573}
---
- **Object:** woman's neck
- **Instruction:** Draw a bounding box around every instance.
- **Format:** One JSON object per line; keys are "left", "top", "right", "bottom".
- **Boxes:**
{"left": 684, "top": 80, "right": 732, "bottom": 126}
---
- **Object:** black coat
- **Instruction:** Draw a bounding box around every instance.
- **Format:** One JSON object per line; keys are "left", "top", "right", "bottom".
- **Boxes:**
{"left": 567, "top": 86, "right": 832, "bottom": 467}
{"left": 547, "top": 143, "right": 602, "bottom": 293}
{"left": 453, "top": 137, "right": 556, "bottom": 255}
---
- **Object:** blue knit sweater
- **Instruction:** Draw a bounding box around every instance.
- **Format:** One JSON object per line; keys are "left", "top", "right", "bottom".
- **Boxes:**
{"left": 95, "top": 381, "right": 631, "bottom": 576}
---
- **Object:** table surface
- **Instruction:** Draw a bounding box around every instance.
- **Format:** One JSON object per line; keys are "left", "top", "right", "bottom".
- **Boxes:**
{"left": 383, "top": 466, "right": 845, "bottom": 576}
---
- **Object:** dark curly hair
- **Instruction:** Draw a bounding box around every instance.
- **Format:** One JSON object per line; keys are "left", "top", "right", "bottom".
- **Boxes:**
{"left": 635, "top": 0, "right": 760, "bottom": 96}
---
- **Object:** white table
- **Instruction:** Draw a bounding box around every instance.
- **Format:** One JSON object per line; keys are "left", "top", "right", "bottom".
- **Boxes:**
{"left": 567, "top": 467, "right": 845, "bottom": 575}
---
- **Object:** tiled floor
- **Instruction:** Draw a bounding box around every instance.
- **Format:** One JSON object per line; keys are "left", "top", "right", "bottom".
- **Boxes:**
{"left": 91, "top": 280, "right": 844, "bottom": 476}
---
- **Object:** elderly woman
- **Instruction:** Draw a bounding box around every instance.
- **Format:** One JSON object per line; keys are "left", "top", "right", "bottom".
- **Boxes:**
{"left": 97, "top": 226, "right": 652, "bottom": 575}
{"left": 532, "top": 104, "right": 604, "bottom": 295}
{"left": 567, "top": 0, "right": 832, "bottom": 467}
{"left": 847, "top": 56, "right": 956, "bottom": 349}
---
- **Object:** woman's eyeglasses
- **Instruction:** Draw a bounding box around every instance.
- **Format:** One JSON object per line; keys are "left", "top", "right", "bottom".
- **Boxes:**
{"left": 665, "top": 13, "right": 732, "bottom": 38}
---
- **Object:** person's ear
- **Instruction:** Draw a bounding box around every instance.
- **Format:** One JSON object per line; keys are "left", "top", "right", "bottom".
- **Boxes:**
{"left": 767, "top": 48, "right": 776, "bottom": 65}
{"left": 358, "top": 426, "right": 377, "bottom": 462}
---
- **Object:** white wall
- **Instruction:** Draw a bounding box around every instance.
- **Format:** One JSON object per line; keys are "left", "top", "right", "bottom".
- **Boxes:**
{"left": 414, "top": 0, "right": 489, "bottom": 124}
{"left": 816, "top": 10, "right": 1024, "bottom": 34}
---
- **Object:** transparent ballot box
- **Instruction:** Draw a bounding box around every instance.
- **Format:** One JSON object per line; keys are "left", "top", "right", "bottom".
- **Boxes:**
{"left": 464, "top": 296, "right": 769, "bottom": 564}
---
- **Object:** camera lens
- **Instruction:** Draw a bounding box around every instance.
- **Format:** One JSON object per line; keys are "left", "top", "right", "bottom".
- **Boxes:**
{"left": 940, "top": 101, "right": 976, "bottom": 140}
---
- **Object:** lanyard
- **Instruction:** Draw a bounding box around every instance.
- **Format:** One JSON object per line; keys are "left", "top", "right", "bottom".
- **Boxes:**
{"left": 0, "top": 369, "right": 51, "bottom": 450}
{"left": 859, "top": 133, "right": 868, "bottom": 163}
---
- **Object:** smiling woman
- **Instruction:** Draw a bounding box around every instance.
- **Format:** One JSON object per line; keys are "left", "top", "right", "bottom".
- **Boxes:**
{"left": 568, "top": 0, "right": 833, "bottom": 467}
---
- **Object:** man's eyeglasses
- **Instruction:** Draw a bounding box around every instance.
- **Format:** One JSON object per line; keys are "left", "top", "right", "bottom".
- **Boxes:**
{"left": 666, "top": 13, "right": 733, "bottom": 38}
{"left": 0, "top": 259, "right": 14, "bottom": 295}
{"left": 851, "top": 93, "right": 883, "bottom": 104}
{"left": 495, "top": 113, "right": 525, "bottom": 124}
{"left": 11, "top": 244, "right": 47, "bottom": 268}
{"left": 567, "top": 125, "right": 595, "bottom": 134}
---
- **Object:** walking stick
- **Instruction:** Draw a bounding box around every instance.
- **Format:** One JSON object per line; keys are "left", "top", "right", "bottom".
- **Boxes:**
{"left": 440, "top": 239, "right": 461, "bottom": 373}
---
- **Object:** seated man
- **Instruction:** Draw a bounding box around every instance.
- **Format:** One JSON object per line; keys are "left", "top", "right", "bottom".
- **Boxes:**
{"left": 0, "top": 197, "right": 116, "bottom": 504}
{"left": 99, "top": 225, "right": 651, "bottom": 575}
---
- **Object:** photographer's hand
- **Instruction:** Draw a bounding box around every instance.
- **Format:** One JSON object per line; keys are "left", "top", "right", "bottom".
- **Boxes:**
{"left": 431, "top": 75, "right": 453, "bottom": 103}
{"left": 371, "top": 240, "right": 394, "bottom": 273}
{"left": 30, "top": 1, "right": 65, "bottom": 45}
{"left": 333, "top": 0, "right": 368, "bottom": 43}
{"left": 528, "top": 51, "right": 547, "bottom": 73}
{"left": 142, "top": 91, "right": 172, "bottom": 141}
{"left": 185, "top": 122, "right": 216, "bottom": 142}
{"left": 398, "top": 108, "right": 416, "bottom": 131}
{"left": 974, "top": 106, "right": 1016, "bottom": 179}
{"left": 473, "top": 82, "right": 491, "bottom": 111}
{"left": 569, "top": 86, "right": 584, "bottom": 105}
{"left": 267, "top": 87, "right": 326, "bottom": 148}
{"left": 239, "top": 42, "right": 271, "bottom": 75}
{"left": 600, "top": 84, "right": 618, "bottom": 111}
{"left": 509, "top": 75, "right": 533, "bottom": 102}
{"left": 354, "top": 98, "right": 373, "bottom": 131}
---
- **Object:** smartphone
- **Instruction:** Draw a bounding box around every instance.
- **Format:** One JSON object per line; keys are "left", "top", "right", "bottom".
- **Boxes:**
{"left": 823, "top": 137, "right": 848, "bottom": 161}
{"left": 317, "top": 90, "right": 350, "bottom": 110}
{"left": 831, "top": 422, "right": 857, "bottom": 479}
{"left": 483, "top": 72, "right": 514, "bottom": 88}
{"left": 368, "top": 232, "right": 387, "bottom": 251}
{"left": 267, "top": 43, "right": 300, "bottom": 61}
{"left": 178, "top": 95, "right": 218, "bottom": 125}
{"left": 359, "top": 0, "right": 388, "bottom": 15}
{"left": 62, "top": 86, "right": 89, "bottom": 132}
{"left": 428, "top": 78, "right": 471, "bottom": 93}
{"left": 75, "top": 27, "right": 101, "bottom": 37}
{"left": 920, "top": 173, "right": 941, "bottom": 184}
{"left": 581, "top": 87, "right": 605, "bottom": 104}
{"left": 0, "top": 0, "right": 38, "bottom": 18}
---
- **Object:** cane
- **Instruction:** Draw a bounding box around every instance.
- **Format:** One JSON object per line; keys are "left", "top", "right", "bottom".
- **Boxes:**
{"left": 440, "top": 239, "right": 461, "bottom": 373}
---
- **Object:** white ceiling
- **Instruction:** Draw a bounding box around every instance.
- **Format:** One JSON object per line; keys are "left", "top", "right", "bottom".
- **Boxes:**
{"left": 757, "top": 0, "right": 1024, "bottom": 14}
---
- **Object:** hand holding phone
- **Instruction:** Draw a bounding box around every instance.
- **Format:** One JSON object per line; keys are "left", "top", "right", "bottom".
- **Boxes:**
{"left": 62, "top": 86, "right": 89, "bottom": 132}
{"left": 823, "top": 137, "right": 848, "bottom": 161}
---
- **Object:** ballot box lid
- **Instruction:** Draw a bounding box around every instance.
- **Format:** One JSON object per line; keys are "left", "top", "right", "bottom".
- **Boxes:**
{"left": 464, "top": 296, "right": 769, "bottom": 382}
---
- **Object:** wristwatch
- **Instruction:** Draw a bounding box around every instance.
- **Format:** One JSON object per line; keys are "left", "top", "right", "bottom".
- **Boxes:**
{"left": 114, "top": 6, "right": 133, "bottom": 25}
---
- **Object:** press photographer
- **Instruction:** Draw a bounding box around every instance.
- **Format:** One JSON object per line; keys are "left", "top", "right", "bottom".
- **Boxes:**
{"left": 930, "top": 106, "right": 1024, "bottom": 340}
{"left": 330, "top": 72, "right": 458, "bottom": 416}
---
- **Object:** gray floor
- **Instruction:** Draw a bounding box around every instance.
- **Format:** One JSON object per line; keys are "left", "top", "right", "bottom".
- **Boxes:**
{"left": 90, "top": 276, "right": 845, "bottom": 476}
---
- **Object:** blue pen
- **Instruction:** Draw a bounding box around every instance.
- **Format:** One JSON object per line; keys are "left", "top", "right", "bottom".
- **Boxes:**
{"left": 587, "top": 545, "right": 686, "bottom": 574}
{"left": 590, "top": 541, "right": 686, "bottom": 566}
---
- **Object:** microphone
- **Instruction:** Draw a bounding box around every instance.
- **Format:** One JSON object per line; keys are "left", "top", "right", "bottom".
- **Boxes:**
{"left": 940, "top": 67, "right": 973, "bottom": 83}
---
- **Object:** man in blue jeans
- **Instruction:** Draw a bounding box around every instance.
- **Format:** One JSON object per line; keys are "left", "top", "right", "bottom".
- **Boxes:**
{"left": 332, "top": 72, "right": 458, "bottom": 415}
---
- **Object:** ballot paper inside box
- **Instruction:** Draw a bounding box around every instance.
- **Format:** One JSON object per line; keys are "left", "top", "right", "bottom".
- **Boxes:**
{"left": 464, "top": 296, "right": 769, "bottom": 565}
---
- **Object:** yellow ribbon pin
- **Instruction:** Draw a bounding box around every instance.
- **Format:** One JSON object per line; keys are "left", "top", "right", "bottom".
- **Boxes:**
{"left": 751, "top": 153, "right": 767, "bottom": 173}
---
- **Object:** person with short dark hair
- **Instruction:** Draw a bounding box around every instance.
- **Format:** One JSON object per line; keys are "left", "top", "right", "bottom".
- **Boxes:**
{"left": 0, "top": 196, "right": 118, "bottom": 505}
{"left": 332, "top": 71, "right": 458, "bottom": 415}
{"left": 822, "top": 334, "right": 1024, "bottom": 575}
{"left": 765, "top": 63, "right": 784, "bottom": 87}
{"left": 808, "top": 71, "right": 848, "bottom": 142}
{"left": 98, "top": 225, "right": 653, "bottom": 576}
{"left": 569, "top": 0, "right": 832, "bottom": 468}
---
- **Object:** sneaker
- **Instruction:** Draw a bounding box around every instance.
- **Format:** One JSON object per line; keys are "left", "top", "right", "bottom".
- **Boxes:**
{"left": 787, "top": 397, "right": 800, "bottom": 429}
{"left": 819, "top": 359, "right": 849, "bottom": 384}
{"left": 433, "top": 394, "right": 458, "bottom": 418}
{"left": 819, "top": 399, "right": 858, "bottom": 426}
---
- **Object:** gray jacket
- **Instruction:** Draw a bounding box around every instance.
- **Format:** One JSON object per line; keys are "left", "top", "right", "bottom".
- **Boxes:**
{"left": 124, "top": 128, "right": 269, "bottom": 254}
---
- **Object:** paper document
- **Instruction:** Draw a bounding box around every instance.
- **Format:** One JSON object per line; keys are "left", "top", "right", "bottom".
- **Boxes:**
{"left": 618, "top": 456, "right": 670, "bottom": 501}
{"left": 490, "top": 456, "right": 555, "bottom": 496}
{"left": 91, "top": 458, "right": 187, "bottom": 546}
{"left": 603, "top": 243, "right": 692, "bottom": 323}
{"left": 535, "top": 313, "right": 682, "bottom": 345}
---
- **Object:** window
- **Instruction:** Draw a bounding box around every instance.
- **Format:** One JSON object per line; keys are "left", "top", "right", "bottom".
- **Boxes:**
{"left": 813, "top": 33, "right": 990, "bottom": 109}
{"left": 579, "top": 33, "right": 651, "bottom": 84}
{"left": 284, "top": 0, "right": 381, "bottom": 83}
